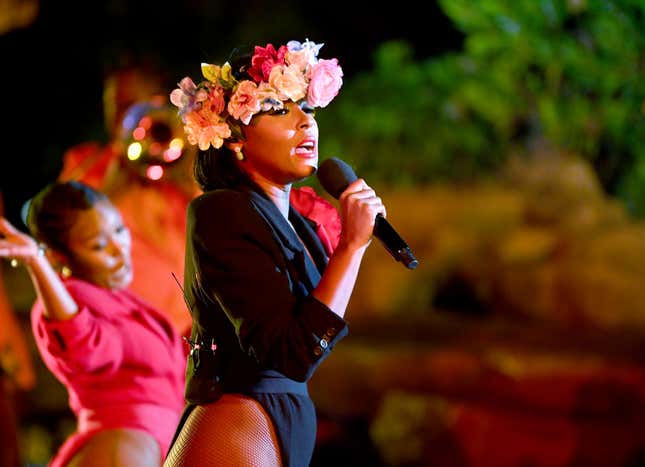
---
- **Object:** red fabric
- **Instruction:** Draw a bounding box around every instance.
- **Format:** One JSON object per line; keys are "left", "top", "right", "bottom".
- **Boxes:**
{"left": 289, "top": 186, "right": 341, "bottom": 256}
{"left": 58, "top": 143, "right": 118, "bottom": 190}
{"left": 30, "top": 278, "right": 186, "bottom": 466}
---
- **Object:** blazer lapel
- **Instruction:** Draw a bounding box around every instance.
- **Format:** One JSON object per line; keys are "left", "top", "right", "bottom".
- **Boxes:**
{"left": 288, "top": 206, "right": 328, "bottom": 273}
{"left": 248, "top": 190, "right": 327, "bottom": 293}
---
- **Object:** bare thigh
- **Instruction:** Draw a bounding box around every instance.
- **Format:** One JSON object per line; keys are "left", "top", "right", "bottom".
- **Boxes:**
{"left": 67, "top": 428, "right": 161, "bottom": 467}
{"left": 164, "top": 394, "right": 282, "bottom": 467}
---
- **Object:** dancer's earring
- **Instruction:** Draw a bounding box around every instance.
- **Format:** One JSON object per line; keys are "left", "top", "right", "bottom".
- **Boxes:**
{"left": 61, "top": 265, "right": 72, "bottom": 279}
{"left": 47, "top": 249, "right": 72, "bottom": 279}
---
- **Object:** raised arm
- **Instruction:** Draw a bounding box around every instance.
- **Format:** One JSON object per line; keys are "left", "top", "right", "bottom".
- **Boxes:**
{"left": 312, "top": 178, "right": 386, "bottom": 318}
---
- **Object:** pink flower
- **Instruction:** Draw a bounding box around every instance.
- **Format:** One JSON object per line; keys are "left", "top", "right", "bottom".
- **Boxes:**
{"left": 182, "top": 90, "right": 233, "bottom": 152}
{"left": 269, "top": 64, "right": 308, "bottom": 102}
{"left": 307, "top": 59, "right": 343, "bottom": 108}
{"left": 204, "top": 85, "right": 226, "bottom": 115}
{"left": 248, "top": 44, "right": 288, "bottom": 83}
{"left": 228, "top": 80, "right": 261, "bottom": 125}
{"left": 173, "top": 39, "right": 344, "bottom": 150}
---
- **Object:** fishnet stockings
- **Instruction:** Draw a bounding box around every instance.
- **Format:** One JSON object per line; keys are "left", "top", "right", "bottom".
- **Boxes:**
{"left": 164, "top": 394, "right": 282, "bottom": 467}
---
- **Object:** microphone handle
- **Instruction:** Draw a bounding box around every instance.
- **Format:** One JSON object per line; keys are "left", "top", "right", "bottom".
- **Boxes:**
{"left": 374, "top": 214, "right": 419, "bottom": 270}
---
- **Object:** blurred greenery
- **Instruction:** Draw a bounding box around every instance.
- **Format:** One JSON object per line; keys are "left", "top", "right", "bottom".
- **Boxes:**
{"left": 316, "top": 0, "right": 645, "bottom": 216}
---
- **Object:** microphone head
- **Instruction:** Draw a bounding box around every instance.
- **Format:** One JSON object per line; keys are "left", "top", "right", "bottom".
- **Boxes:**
{"left": 317, "top": 157, "right": 358, "bottom": 199}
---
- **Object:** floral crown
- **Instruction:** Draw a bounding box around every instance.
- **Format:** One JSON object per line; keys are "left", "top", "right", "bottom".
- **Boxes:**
{"left": 170, "top": 39, "right": 343, "bottom": 151}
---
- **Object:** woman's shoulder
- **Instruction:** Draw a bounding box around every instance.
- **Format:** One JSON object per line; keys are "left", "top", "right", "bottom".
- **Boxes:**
{"left": 189, "top": 188, "right": 252, "bottom": 212}
{"left": 31, "top": 278, "right": 108, "bottom": 323}
{"left": 63, "top": 277, "right": 107, "bottom": 300}
{"left": 187, "top": 188, "right": 258, "bottom": 231}
{"left": 61, "top": 278, "right": 123, "bottom": 315}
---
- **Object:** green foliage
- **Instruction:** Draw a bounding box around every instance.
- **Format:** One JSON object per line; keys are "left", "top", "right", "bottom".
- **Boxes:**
{"left": 317, "top": 0, "right": 645, "bottom": 216}
{"left": 317, "top": 42, "right": 506, "bottom": 187}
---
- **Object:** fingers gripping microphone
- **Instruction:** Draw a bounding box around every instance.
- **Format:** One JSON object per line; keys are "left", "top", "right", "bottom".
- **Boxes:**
{"left": 317, "top": 157, "right": 419, "bottom": 270}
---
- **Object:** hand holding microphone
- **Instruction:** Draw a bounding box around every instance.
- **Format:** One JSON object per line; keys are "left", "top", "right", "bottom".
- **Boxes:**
{"left": 337, "top": 178, "right": 386, "bottom": 251}
{"left": 317, "top": 157, "right": 419, "bottom": 270}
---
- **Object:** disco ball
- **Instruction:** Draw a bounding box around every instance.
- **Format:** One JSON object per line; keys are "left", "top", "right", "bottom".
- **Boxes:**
{"left": 119, "top": 99, "right": 188, "bottom": 181}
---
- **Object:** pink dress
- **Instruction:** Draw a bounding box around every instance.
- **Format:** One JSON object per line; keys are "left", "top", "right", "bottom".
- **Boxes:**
{"left": 31, "top": 278, "right": 186, "bottom": 466}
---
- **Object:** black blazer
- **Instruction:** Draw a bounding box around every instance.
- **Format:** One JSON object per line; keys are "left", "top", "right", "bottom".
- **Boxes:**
{"left": 182, "top": 184, "right": 348, "bottom": 403}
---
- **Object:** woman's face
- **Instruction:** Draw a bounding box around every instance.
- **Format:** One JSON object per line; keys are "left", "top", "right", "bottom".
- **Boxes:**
{"left": 64, "top": 201, "right": 133, "bottom": 290}
{"left": 241, "top": 101, "right": 319, "bottom": 186}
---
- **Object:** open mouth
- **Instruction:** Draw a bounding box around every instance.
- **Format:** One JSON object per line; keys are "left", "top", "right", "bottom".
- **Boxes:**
{"left": 295, "top": 140, "right": 316, "bottom": 155}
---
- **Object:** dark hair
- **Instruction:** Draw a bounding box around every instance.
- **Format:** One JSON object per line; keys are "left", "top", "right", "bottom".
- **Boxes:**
{"left": 194, "top": 147, "right": 250, "bottom": 192}
{"left": 26, "top": 181, "right": 109, "bottom": 253}
{"left": 193, "top": 46, "right": 256, "bottom": 192}
{"left": 226, "top": 46, "right": 254, "bottom": 81}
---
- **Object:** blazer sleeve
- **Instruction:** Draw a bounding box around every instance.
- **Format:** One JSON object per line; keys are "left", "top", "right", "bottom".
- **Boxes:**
{"left": 188, "top": 190, "right": 348, "bottom": 382}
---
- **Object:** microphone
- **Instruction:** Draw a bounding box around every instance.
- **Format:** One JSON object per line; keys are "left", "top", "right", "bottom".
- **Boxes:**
{"left": 317, "top": 157, "right": 419, "bottom": 270}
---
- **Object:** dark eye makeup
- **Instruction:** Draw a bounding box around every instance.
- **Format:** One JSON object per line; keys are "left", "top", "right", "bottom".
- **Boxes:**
{"left": 267, "top": 102, "right": 316, "bottom": 117}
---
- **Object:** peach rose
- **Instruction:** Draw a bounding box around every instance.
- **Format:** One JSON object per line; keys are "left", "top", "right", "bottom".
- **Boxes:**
{"left": 268, "top": 64, "right": 308, "bottom": 102}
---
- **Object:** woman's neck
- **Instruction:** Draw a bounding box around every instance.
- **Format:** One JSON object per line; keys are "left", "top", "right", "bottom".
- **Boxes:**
{"left": 248, "top": 173, "right": 291, "bottom": 219}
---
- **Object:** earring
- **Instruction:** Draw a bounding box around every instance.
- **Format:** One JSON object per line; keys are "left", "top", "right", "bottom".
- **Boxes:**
{"left": 61, "top": 266, "right": 72, "bottom": 279}
{"left": 234, "top": 147, "right": 244, "bottom": 161}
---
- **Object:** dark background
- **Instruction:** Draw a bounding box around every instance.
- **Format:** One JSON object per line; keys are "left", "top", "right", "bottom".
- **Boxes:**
{"left": 0, "top": 0, "right": 463, "bottom": 225}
